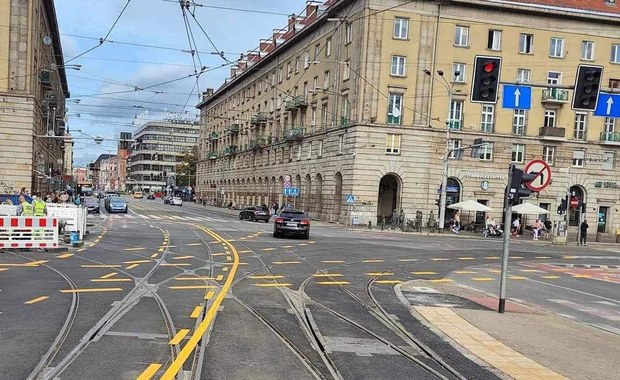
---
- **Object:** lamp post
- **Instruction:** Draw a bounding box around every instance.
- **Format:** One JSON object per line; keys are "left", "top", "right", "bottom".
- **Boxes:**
{"left": 423, "top": 69, "right": 458, "bottom": 233}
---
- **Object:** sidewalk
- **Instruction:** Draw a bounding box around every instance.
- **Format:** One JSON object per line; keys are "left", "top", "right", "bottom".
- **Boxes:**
{"left": 397, "top": 280, "right": 620, "bottom": 380}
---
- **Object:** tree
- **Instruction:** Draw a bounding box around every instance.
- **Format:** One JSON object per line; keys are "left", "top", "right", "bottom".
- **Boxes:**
{"left": 175, "top": 146, "right": 197, "bottom": 187}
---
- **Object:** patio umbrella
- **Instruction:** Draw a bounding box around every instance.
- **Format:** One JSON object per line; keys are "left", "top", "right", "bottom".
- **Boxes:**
{"left": 511, "top": 202, "right": 550, "bottom": 215}
{"left": 447, "top": 199, "right": 493, "bottom": 212}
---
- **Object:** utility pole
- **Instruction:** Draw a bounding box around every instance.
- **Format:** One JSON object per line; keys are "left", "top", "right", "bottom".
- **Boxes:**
{"left": 498, "top": 165, "right": 514, "bottom": 314}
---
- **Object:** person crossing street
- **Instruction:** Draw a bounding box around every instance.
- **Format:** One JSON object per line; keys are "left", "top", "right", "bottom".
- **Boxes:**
{"left": 580, "top": 219, "right": 589, "bottom": 246}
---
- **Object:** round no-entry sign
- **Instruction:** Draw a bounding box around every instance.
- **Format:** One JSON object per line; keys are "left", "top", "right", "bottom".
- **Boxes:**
{"left": 524, "top": 159, "right": 552, "bottom": 191}
{"left": 570, "top": 196, "right": 579, "bottom": 209}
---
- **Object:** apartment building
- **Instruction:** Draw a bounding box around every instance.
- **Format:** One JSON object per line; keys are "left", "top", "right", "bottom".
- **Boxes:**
{"left": 0, "top": 0, "right": 71, "bottom": 194}
{"left": 197, "top": 0, "right": 620, "bottom": 234}
{"left": 129, "top": 118, "right": 199, "bottom": 192}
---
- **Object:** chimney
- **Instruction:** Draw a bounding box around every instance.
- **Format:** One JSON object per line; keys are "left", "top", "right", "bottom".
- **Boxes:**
{"left": 202, "top": 89, "right": 214, "bottom": 101}
{"left": 305, "top": 1, "right": 318, "bottom": 18}
{"left": 287, "top": 13, "right": 297, "bottom": 31}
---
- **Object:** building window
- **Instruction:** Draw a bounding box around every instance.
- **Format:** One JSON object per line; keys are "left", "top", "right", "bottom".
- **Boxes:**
{"left": 387, "top": 93, "right": 403, "bottom": 125}
{"left": 346, "top": 23, "right": 353, "bottom": 44}
{"left": 517, "top": 68, "right": 531, "bottom": 83}
{"left": 481, "top": 104, "right": 494, "bottom": 133}
{"left": 547, "top": 71, "right": 562, "bottom": 85}
{"left": 572, "top": 150, "right": 585, "bottom": 167}
{"left": 448, "top": 139, "right": 462, "bottom": 159}
{"left": 549, "top": 37, "right": 564, "bottom": 58}
{"left": 487, "top": 30, "right": 501, "bottom": 50}
{"left": 604, "top": 117, "right": 616, "bottom": 136}
{"left": 543, "top": 146, "right": 555, "bottom": 166}
{"left": 610, "top": 78, "right": 620, "bottom": 89}
{"left": 612, "top": 44, "right": 620, "bottom": 63}
{"left": 318, "top": 140, "right": 324, "bottom": 157}
{"left": 326, "top": 38, "right": 332, "bottom": 57}
{"left": 304, "top": 52, "right": 310, "bottom": 68}
{"left": 581, "top": 41, "right": 595, "bottom": 60}
{"left": 391, "top": 55, "right": 406, "bottom": 76}
{"left": 544, "top": 109, "right": 556, "bottom": 128}
{"left": 314, "top": 44, "right": 320, "bottom": 62}
{"left": 312, "top": 76, "right": 318, "bottom": 91}
{"left": 386, "top": 134, "right": 401, "bottom": 154}
{"left": 295, "top": 57, "right": 300, "bottom": 73}
{"left": 321, "top": 103, "right": 328, "bottom": 128}
{"left": 342, "top": 95, "right": 350, "bottom": 122}
{"left": 449, "top": 100, "right": 463, "bottom": 129}
{"left": 513, "top": 109, "right": 526, "bottom": 135}
{"left": 454, "top": 26, "right": 469, "bottom": 47}
{"left": 307, "top": 141, "right": 312, "bottom": 159}
{"left": 453, "top": 63, "right": 466, "bottom": 82}
{"left": 343, "top": 61, "right": 350, "bottom": 80}
{"left": 271, "top": 72, "right": 276, "bottom": 86}
{"left": 338, "top": 134, "right": 344, "bottom": 154}
{"left": 603, "top": 152, "right": 615, "bottom": 170}
{"left": 519, "top": 33, "right": 533, "bottom": 54}
{"left": 511, "top": 144, "right": 525, "bottom": 163}
{"left": 297, "top": 143, "right": 302, "bottom": 160}
{"left": 311, "top": 107, "right": 317, "bottom": 127}
{"left": 393, "top": 17, "right": 408, "bottom": 39}
{"left": 303, "top": 81, "right": 308, "bottom": 97}
{"left": 479, "top": 143, "right": 493, "bottom": 161}
{"left": 574, "top": 113, "right": 587, "bottom": 140}
{"left": 323, "top": 70, "right": 330, "bottom": 89}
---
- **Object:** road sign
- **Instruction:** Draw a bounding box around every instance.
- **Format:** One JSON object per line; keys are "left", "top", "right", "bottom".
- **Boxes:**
{"left": 594, "top": 93, "right": 620, "bottom": 117}
{"left": 502, "top": 85, "right": 531, "bottom": 110}
{"left": 524, "top": 159, "right": 552, "bottom": 191}
{"left": 283, "top": 187, "right": 299, "bottom": 197}
{"left": 283, "top": 175, "right": 292, "bottom": 188}
{"left": 570, "top": 196, "right": 579, "bottom": 209}
{"left": 345, "top": 194, "right": 356, "bottom": 204}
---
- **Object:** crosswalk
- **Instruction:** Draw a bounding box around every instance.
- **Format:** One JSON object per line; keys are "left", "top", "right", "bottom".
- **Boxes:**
{"left": 94, "top": 213, "right": 227, "bottom": 223}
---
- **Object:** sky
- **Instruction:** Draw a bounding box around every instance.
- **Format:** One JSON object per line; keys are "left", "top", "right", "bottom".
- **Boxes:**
{"left": 55, "top": 0, "right": 309, "bottom": 166}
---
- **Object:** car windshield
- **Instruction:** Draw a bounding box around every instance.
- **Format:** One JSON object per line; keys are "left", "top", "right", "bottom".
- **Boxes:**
{"left": 279, "top": 211, "right": 306, "bottom": 218}
{"left": 110, "top": 197, "right": 125, "bottom": 203}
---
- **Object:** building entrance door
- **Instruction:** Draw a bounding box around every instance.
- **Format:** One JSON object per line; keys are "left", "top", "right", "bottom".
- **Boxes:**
{"left": 597, "top": 206, "right": 608, "bottom": 233}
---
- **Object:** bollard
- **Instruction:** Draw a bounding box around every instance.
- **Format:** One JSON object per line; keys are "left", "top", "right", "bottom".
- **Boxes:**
{"left": 368, "top": 220, "right": 372, "bottom": 230}
{"left": 616, "top": 228, "right": 620, "bottom": 243}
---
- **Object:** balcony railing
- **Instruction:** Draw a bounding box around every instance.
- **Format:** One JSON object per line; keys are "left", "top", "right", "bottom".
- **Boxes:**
{"left": 227, "top": 124, "right": 240, "bottom": 134}
{"left": 285, "top": 99, "right": 296, "bottom": 111}
{"left": 284, "top": 127, "right": 305, "bottom": 141}
{"left": 600, "top": 131, "right": 620, "bottom": 143}
{"left": 208, "top": 131, "right": 219, "bottom": 141}
{"left": 340, "top": 117, "right": 350, "bottom": 127}
{"left": 224, "top": 145, "right": 238, "bottom": 155}
{"left": 249, "top": 137, "right": 266, "bottom": 150}
{"left": 541, "top": 88, "right": 569, "bottom": 103}
{"left": 250, "top": 112, "right": 268, "bottom": 125}
{"left": 448, "top": 120, "right": 462, "bottom": 131}
{"left": 208, "top": 151, "right": 219, "bottom": 160}
{"left": 294, "top": 95, "right": 308, "bottom": 108}
{"left": 539, "top": 126, "right": 566, "bottom": 138}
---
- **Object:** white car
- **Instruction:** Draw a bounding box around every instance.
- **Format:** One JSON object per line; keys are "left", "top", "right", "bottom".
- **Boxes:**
{"left": 172, "top": 197, "right": 183, "bottom": 206}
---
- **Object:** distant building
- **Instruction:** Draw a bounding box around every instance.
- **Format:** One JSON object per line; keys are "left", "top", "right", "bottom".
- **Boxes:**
{"left": 117, "top": 132, "right": 132, "bottom": 191}
{"left": 129, "top": 117, "right": 199, "bottom": 192}
{"left": 99, "top": 155, "right": 118, "bottom": 191}
{"left": 73, "top": 167, "right": 90, "bottom": 187}
{"left": 89, "top": 154, "right": 115, "bottom": 191}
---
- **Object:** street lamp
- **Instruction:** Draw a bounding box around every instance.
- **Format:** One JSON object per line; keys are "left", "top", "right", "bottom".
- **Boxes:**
{"left": 423, "top": 69, "right": 459, "bottom": 233}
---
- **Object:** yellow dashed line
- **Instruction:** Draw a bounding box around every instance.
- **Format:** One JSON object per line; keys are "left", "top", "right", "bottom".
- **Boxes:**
{"left": 216, "top": 275, "right": 224, "bottom": 281}
{"left": 282, "top": 245, "right": 295, "bottom": 248}
{"left": 205, "top": 291, "right": 215, "bottom": 299}
{"left": 362, "top": 259, "right": 384, "bottom": 263}
{"left": 261, "top": 248, "right": 276, "bottom": 251}
{"left": 186, "top": 243, "right": 202, "bottom": 246}
{"left": 150, "top": 253, "right": 159, "bottom": 258}
{"left": 508, "top": 276, "right": 528, "bottom": 280}
{"left": 375, "top": 280, "right": 403, "bottom": 284}
{"left": 168, "top": 285, "right": 217, "bottom": 290}
{"left": 541, "top": 275, "right": 561, "bottom": 279}
{"left": 123, "top": 260, "right": 151, "bottom": 264}
{"left": 172, "top": 256, "right": 195, "bottom": 260}
{"left": 321, "top": 260, "right": 345, "bottom": 263}
{"left": 297, "top": 243, "right": 308, "bottom": 246}
{"left": 91, "top": 278, "right": 132, "bottom": 282}
{"left": 272, "top": 261, "right": 301, "bottom": 265}
{"left": 123, "top": 247, "right": 145, "bottom": 251}
{"left": 255, "top": 283, "right": 292, "bottom": 288}
{"left": 222, "top": 267, "right": 229, "bottom": 272}
{"left": 56, "top": 253, "right": 74, "bottom": 259}
{"left": 0, "top": 268, "right": 9, "bottom": 272}
{"left": 563, "top": 256, "right": 577, "bottom": 259}
{"left": 520, "top": 269, "right": 544, "bottom": 273}
{"left": 457, "top": 257, "right": 475, "bottom": 260}
{"left": 366, "top": 272, "right": 394, "bottom": 276}
{"left": 454, "top": 271, "right": 477, "bottom": 274}
{"left": 160, "top": 263, "right": 191, "bottom": 266}
{"left": 572, "top": 274, "right": 591, "bottom": 278}
{"left": 175, "top": 277, "right": 214, "bottom": 281}
{"left": 429, "top": 279, "right": 454, "bottom": 283}
{"left": 472, "top": 277, "right": 495, "bottom": 281}
{"left": 24, "top": 296, "right": 49, "bottom": 304}
{"left": 510, "top": 256, "right": 524, "bottom": 259}
{"left": 81, "top": 264, "right": 121, "bottom": 268}
{"left": 190, "top": 306, "right": 203, "bottom": 318}
{"left": 411, "top": 271, "right": 437, "bottom": 275}
{"left": 136, "top": 363, "right": 162, "bottom": 380}
{"left": 431, "top": 258, "right": 449, "bottom": 261}
{"left": 157, "top": 247, "right": 165, "bottom": 252}
{"left": 211, "top": 253, "right": 227, "bottom": 256}
{"left": 125, "top": 264, "right": 140, "bottom": 270}
{"left": 60, "top": 288, "right": 123, "bottom": 293}
{"left": 487, "top": 269, "right": 501, "bottom": 273}
{"left": 238, "top": 250, "right": 252, "bottom": 253}
{"left": 536, "top": 256, "right": 551, "bottom": 259}
{"left": 316, "top": 281, "right": 350, "bottom": 285}
{"left": 312, "top": 273, "right": 344, "bottom": 277}
{"left": 169, "top": 329, "right": 189, "bottom": 345}
{"left": 99, "top": 272, "right": 118, "bottom": 279}
{"left": 484, "top": 256, "right": 500, "bottom": 260}
{"left": 248, "top": 275, "right": 285, "bottom": 279}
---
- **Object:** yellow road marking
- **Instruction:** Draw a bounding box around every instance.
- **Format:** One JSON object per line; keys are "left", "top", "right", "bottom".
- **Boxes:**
{"left": 297, "top": 243, "right": 308, "bottom": 246}
{"left": 398, "top": 259, "right": 418, "bottom": 262}
{"left": 510, "top": 256, "right": 524, "bottom": 259}
{"left": 216, "top": 275, "right": 224, "bottom": 281}
{"left": 520, "top": 269, "right": 544, "bottom": 272}
{"left": 536, "top": 256, "right": 551, "bottom": 259}
{"left": 160, "top": 227, "right": 239, "bottom": 379}
{"left": 172, "top": 256, "right": 195, "bottom": 260}
{"left": 0, "top": 268, "right": 8, "bottom": 272}
{"left": 316, "top": 281, "right": 350, "bottom": 285}
{"left": 125, "top": 264, "right": 140, "bottom": 270}
{"left": 375, "top": 280, "right": 403, "bottom": 284}
{"left": 249, "top": 275, "right": 285, "bottom": 279}
{"left": 431, "top": 258, "right": 449, "bottom": 261}
{"left": 81, "top": 264, "right": 121, "bottom": 268}
{"left": 411, "top": 271, "right": 437, "bottom": 275}
{"left": 91, "top": 278, "right": 132, "bottom": 282}
{"left": 572, "top": 274, "right": 591, "bottom": 278}
{"left": 0, "top": 260, "right": 48, "bottom": 267}
{"left": 175, "top": 277, "right": 214, "bottom": 281}
{"left": 24, "top": 296, "right": 49, "bottom": 304}
{"left": 429, "top": 279, "right": 454, "bottom": 283}
{"left": 272, "top": 261, "right": 301, "bottom": 264}
{"left": 454, "top": 271, "right": 477, "bottom": 274}
{"left": 186, "top": 243, "right": 202, "bottom": 246}
{"left": 472, "top": 277, "right": 495, "bottom": 281}
{"left": 487, "top": 269, "right": 501, "bottom": 273}
{"left": 255, "top": 283, "right": 292, "bottom": 287}
{"left": 168, "top": 285, "right": 217, "bottom": 290}
{"left": 457, "top": 257, "right": 475, "bottom": 260}
{"left": 282, "top": 245, "right": 294, "bottom": 248}
{"left": 541, "top": 275, "right": 561, "bottom": 279}
{"left": 485, "top": 256, "right": 500, "bottom": 260}
{"left": 150, "top": 253, "right": 159, "bottom": 258}
{"left": 56, "top": 253, "right": 74, "bottom": 259}
{"left": 312, "top": 273, "right": 343, "bottom": 277}
{"left": 169, "top": 329, "right": 189, "bottom": 345}
{"left": 226, "top": 256, "right": 232, "bottom": 261}
{"left": 60, "top": 288, "right": 123, "bottom": 293}
{"left": 321, "top": 260, "right": 345, "bottom": 263}
{"left": 190, "top": 306, "right": 203, "bottom": 318}
{"left": 362, "top": 259, "right": 384, "bottom": 263}
{"left": 205, "top": 291, "right": 215, "bottom": 299}
{"left": 136, "top": 363, "right": 162, "bottom": 380}
{"left": 563, "top": 256, "right": 577, "bottom": 259}
{"left": 261, "top": 248, "right": 276, "bottom": 252}
{"left": 308, "top": 241, "right": 316, "bottom": 244}
{"left": 123, "top": 260, "right": 151, "bottom": 264}
{"left": 366, "top": 272, "right": 393, "bottom": 276}
{"left": 211, "top": 253, "right": 227, "bottom": 256}
{"left": 123, "top": 247, "right": 145, "bottom": 251}
{"left": 238, "top": 250, "right": 252, "bottom": 253}
{"left": 239, "top": 238, "right": 246, "bottom": 240}
{"left": 160, "top": 263, "right": 191, "bottom": 266}
{"left": 157, "top": 247, "right": 165, "bottom": 252}
{"left": 77, "top": 248, "right": 86, "bottom": 252}
{"left": 222, "top": 267, "right": 229, "bottom": 272}
{"left": 508, "top": 276, "right": 528, "bottom": 280}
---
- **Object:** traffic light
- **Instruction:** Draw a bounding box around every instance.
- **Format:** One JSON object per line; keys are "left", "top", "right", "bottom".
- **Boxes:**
{"left": 506, "top": 167, "right": 538, "bottom": 205}
{"left": 557, "top": 196, "right": 568, "bottom": 214}
{"left": 572, "top": 64, "right": 603, "bottom": 111}
{"left": 435, "top": 198, "right": 440, "bottom": 207}
{"left": 471, "top": 56, "right": 502, "bottom": 104}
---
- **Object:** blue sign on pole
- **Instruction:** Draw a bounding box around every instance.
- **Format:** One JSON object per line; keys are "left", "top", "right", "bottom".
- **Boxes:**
{"left": 594, "top": 93, "right": 620, "bottom": 117}
{"left": 502, "top": 85, "right": 532, "bottom": 110}
{"left": 283, "top": 187, "right": 300, "bottom": 197}
{"left": 345, "top": 194, "right": 356, "bottom": 204}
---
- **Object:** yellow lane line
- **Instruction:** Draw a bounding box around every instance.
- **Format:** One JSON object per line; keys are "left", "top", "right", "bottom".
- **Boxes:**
{"left": 238, "top": 250, "right": 252, "bottom": 253}
{"left": 123, "top": 260, "right": 151, "bottom": 264}
{"left": 308, "top": 241, "right": 316, "bottom": 244}
{"left": 366, "top": 272, "right": 393, "bottom": 276}
{"left": 536, "top": 256, "right": 551, "bottom": 259}
{"left": 297, "top": 243, "right": 308, "bottom": 246}
{"left": 321, "top": 260, "right": 345, "bottom": 263}
{"left": 431, "top": 258, "right": 449, "bottom": 261}
{"left": 168, "top": 285, "right": 217, "bottom": 290}
{"left": 485, "top": 256, "right": 500, "bottom": 260}
{"left": 157, "top": 247, "right": 165, "bottom": 252}
{"left": 160, "top": 227, "right": 239, "bottom": 379}
{"left": 76, "top": 248, "right": 86, "bottom": 252}
{"left": 362, "top": 259, "right": 384, "bottom": 263}
{"left": 375, "top": 280, "right": 403, "bottom": 284}
{"left": 91, "top": 278, "right": 132, "bottom": 282}
{"left": 216, "top": 275, "right": 224, "bottom": 281}
{"left": 457, "top": 257, "right": 475, "bottom": 260}
{"left": 0, "top": 260, "right": 48, "bottom": 267}
{"left": 312, "top": 273, "right": 343, "bottom": 277}
{"left": 56, "top": 253, "right": 74, "bottom": 259}
{"left": 454, "top": 271, "right": 477, "bottom": 274}
{"left": 190, "top": 306, "right": 203, "bottom": 318}
{"left": 169, "top": 329, "right": 190, "bottom": 345}
{"left": 136, "top": 363, "right": 162, "bottom": 380}
{"left": 249, "top": 275, "right": 285, "bottom": 279}
{"left": 411, "top": 271, "right": 437, "bottom": 275}
{"left": 222, "top": 267, "right": 229, "bottom": 272}
{"left": 541, "top": 275, "right": 561, "bottom": 279}
{"left": 487, "top": 269, "right": 501, "bottom": 273}
{"left": 255, "top": 283, "right": 292, "bottom": 287}
{"left": 160, "top": 263, "right": 192, "bottom": 266}
{"left": 172, "top": 256, "right": 195, "bottom": 260}
{"left": 211, "top": 253, "right": 227, "bottom": 256}
{"left": 123, "top": 247, "right": 145, "bottom": 251}
{"left": 186, "top": 243, "right": 202, "bottom": 246}
{"left": 429, "top": 279, "right": 454, "bottom": 283}
{"left": 472, "top": 277, "right": 495, "bottom": 281}
{"left": 81, "top": 264, "right": 121, "bottom": 268}
{"left": 572, "top": 274, "right": 591, "bottom": 278}
{"left": 205, "top": 291, "right": 215, "bottom": 300}
{"left": 175, "top": 277, "right": 214, "bottom": 281}
{"left": 520, "top": 269, "right": 544, "bottom": 273}
{"left": 398, "top": 259, "right": 419, "bottom": 262}
{"left": 261, "top": 248, "right": 276, "bottom": 252}
{"left": 272, "top": 261, "right": 301, "bottom": 265}
{"left": 150, "top": 253, "right": 159, "bottom": 258}
{"left": 317, "top": 281, "right": 350, "bottom": 285}
{"left": 24, "top": 296, "right": 49, "bottom": 305}
{"left": 0, "top": 268, "right": 9, "bottom": 272}
{"left": 510, "top": 256, "right": 524, "bottom": 259}
{"left": 282, "top": 245, "right": 295, "bottom": 248}
{"left": 508, "top": 276, "right": 528, "bottom": 280}
{"left": 60, "top": 288, "right": 123, "bottom": 293}
{"left": 125, "top": 264, "right": 140, "bottom": 270}
{"left": 226, "top": 256, "right": 232, "bottom": 261}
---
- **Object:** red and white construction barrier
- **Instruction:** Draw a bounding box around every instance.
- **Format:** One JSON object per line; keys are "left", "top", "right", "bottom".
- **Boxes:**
{"left": 0, "top": 216, "right": 59, "bottom": 249}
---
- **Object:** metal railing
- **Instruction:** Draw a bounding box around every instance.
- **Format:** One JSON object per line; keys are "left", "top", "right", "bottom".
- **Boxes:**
{"left": 600, "top": 131, "right": 620, "bottom": 142}
{"left": 284, "top": 127, "right": 305, "bottom": 141}
{"left": 542, "top": 88, "right": 569, "bottom": 102}
{"left": 227, "top": 124, "right": 240, "bottom": 134}
{"left": 250, "top": 112, "right": 268, "bottom": 125}
{"left": 249, "top": 137, "right": 266, "bottom": 150}
{"left": 208, "top": 151, "right": 219, "bottom": 160}
{"left": 208, "top": 131, "right": 219, "bottom": 141}
{"left": 224, "top": 145, "right": 238, "bottom": 155}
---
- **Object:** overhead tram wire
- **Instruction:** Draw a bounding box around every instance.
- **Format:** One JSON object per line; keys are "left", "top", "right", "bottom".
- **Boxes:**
{"left": 160, "top": 0, "right": 291, "bottom": 17}
{"left": 179, "top": 0, "right": 205, "bottom": 110}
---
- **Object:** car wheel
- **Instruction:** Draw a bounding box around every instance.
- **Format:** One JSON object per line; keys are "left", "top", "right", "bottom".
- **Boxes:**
{"left": 273, "top": 229, "right": 279, "bottom": 238}
{"left": 303, "top": 231, "right": 310, "bottom": 239}
{"left": 124, "top": 209, "right": 128, "bottom": 214}
{"left": 239, "top": 214, "right": 243, "bottom": 220}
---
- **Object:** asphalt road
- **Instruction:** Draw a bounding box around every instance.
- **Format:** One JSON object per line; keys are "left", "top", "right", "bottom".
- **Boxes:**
{"left": 1, "top": 197, "right": 618, "bottom": 379}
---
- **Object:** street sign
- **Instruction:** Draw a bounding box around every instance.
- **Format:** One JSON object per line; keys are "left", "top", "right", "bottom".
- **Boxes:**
{"left": 502, "top": 85, "right": 532, "bottom": 110}
{"left": 283, "top": 187, "right": 299, "bottom": 197}
{"left": 345, "top": 194, "right": 356, "bottom": 204}
{"left": 594, "top": 93, "right": 620, "bottom": 117}
{"left": 524, "top": 159, "right": 552, "bottom": 191}
{"left": 283, "top": 174, "right": 292, "bottom": 189}
{"left": 570, "top": 196, "right": 579, "bottom": 209}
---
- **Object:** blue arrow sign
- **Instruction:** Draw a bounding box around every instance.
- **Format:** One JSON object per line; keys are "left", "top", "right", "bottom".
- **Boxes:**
{"left": 502, "top": 85, "right": 531, "bottom": 110}
{"left": 594, "top": 93, "right": 620, "bottom": 117}
{"left": 345, "top": 194, "right": 356, "bottom": 204}
{"left": 283, "top": 187, "right": 299, "bottom": 197}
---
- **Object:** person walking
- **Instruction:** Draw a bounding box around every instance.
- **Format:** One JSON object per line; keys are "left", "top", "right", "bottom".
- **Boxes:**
{"left": 17, "top": 195, "right": 33, "bottom": 216}
{"left": 512, "top": 217, "right": 520, "bottom": 237}
{"left": 579, "top": 219, "right": 589, "bottom": 246}
{"left": 452, "top": 210, "right": 461, "bottom": 234}
{"left": 532, "top": 219, "right": 542, "bottom": 240}
{"left": 543, "top": 219, "right": 552, "bottom": 240}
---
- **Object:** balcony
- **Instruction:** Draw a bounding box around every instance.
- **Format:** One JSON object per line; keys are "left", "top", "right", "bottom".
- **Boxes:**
{"left": 284, "top": 99, "right": 297, "bottom": 111}
{"left": 340, "top": 117, "right": 350, "bottom": 127}
{"left": 208, "top": 131, "right": 219, "bottom": 141}
{"left": 539, "top": 126, "right": 566, "bottom": 139}
{"left": 541, "top": 88, "right": 569, "bottom": 104}
{"left": 227, "top": 123, "right": 240, "bottom": 134}
{"left": 284, "top": 127, "right": 305, "bottom": 141}
{"left": 208, "top": 151, "right": 219, "bottom": 160}
{"left": 250, "top": 112, "right": 268, "bottom": 125}
{"left": 224, "top": 145, "right": 238, "bottom": 156}
{"left": 249, "top": 137, "right": 266, "bottom": 151}
{"left": 600, "top": 132, "right": 620, "bottom": 144}
{"left": 294, "top": 95, "right": 308, "bottom": 108}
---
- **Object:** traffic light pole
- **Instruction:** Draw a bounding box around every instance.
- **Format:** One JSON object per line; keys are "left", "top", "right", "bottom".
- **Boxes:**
{"left": 498, "top": 164, "right": 514, "bottom": 314}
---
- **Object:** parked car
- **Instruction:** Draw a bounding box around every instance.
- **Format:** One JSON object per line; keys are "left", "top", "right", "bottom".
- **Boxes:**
{"left": 147, "top": 193, "right": 155, "bottom": 200}
{"left": 133, "top": 191, "right": 143, "bottom": 199}
{"left": 107, "top": 196, "right": 128, "bottom": 213}
{"left": 171, "top": 196, "right": 183, "bottom": 206}
{"left": 85, "top": 197, "right": 100, "bottom": 213}
{"left": 273, "top": 210, "right": 310, "bottom": 239}
{"left": 164, "top": 195, "right": 172, "bottom": 204}
{"left": 239, "top": 205, "right": 270, "bottom": 222}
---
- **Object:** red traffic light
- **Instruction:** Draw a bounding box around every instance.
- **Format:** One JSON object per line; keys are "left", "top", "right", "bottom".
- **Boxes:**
{"left": 483, "top": 61, "right": 496, "bottom": 73}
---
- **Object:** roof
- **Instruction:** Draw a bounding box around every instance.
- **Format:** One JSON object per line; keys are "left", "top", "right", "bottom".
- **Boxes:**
{"left": 94, "top": 154, "right": 116, "bottom": 164}
{"left": 487, "top": 0, "right": 620, "bottom": 15}
{"left": 44, "top": 0, "right": 70, "bottom": 98}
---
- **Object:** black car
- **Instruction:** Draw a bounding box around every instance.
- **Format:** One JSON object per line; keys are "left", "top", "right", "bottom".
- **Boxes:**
{"left": 85, "top": 198, "right": 100, "bottom": 213}
{"left": 273, "top": 210, "right": 310, "bottom": 238}
{"left": 147, "top": 194, "right": 155, "bottom": 200}
{"left": 239, "top": 205, "right": 270, "bottom": 222}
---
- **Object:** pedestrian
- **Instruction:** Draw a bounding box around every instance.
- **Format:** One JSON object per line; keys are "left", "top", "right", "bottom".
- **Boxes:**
{"left": 19, "top": 187, "right": 27, "bottom": 196}
{"left": 452, "top": 210, "right": 461, "bottom": 234}
{"left": 32, "top": 194, "right": 47, "bottom": 216}
{"left": 532, "top": 219, "right": 541, "bottom": 240}
{"left": 543, "top": 219, "right": 552, "bottom": 240}
{"left": 17, "top": 195, "right": 33, "bottom": 216}
{"left": 512, "top": 217, "right": 520, "bottom": 237}
{"left": 398, "top": 208, "right": 406, "bottom": 230}
{"left": 579, "top": 219, "right": 589, "bottom": 246}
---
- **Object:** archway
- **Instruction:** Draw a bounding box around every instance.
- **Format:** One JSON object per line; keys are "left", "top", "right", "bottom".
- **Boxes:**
{"left": 315, "top": 173, "right": 323, "bottom": 217}
{"left": 445, "top": 177, "right": 462, "bottom": 219}
{"left": 377, "top": 173, "right": 401, "bottom": 220}
{"left": 334, "top": 172, "right": 343, "bottom": 222}
{"left": 569, "top": 185, "right": 586, "bottom": 227}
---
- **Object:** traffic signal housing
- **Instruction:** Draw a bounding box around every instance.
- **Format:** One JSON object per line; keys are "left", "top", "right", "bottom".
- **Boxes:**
{"left": 572, "top": 64, "right": 603, "bottom": 111}
{"left": 471, "top": 56, "right": 502, "bottom": 104}
{"left": 557, "top": 196, "right": 568, "bottom": 214}
{"left": 506, "top": 167, "right": 538, "bottom": 205}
